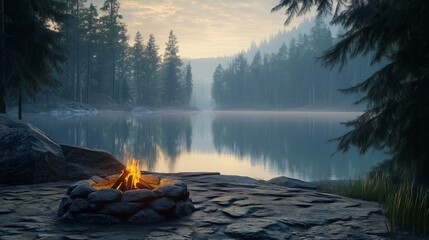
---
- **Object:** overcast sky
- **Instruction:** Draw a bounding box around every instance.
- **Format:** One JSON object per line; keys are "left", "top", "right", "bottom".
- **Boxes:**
{"left": 92, "top": 0, "right": 305, "bottom": 59}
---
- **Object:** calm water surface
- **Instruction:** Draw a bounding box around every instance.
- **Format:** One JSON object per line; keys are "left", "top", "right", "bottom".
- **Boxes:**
{"left": 26, "top": 111, "right": 384, "bottom": 181}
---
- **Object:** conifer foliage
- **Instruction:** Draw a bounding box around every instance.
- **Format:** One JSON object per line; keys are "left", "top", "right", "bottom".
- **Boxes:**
{"left": 272, "top": 0, "right": 429, "bottom": 181}
{"left": 0, "top": 0, "right": 67, "bottom": 118}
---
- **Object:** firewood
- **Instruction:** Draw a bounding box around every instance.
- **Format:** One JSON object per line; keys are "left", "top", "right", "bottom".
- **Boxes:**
{"left": 127, "top": 175, "right": 133, "bottom": 190}
{"left": 137, "top": 179, "right": 153, "bottom": 190}
{"left": 136, "top": 182, "right": 146, "bottom": 189}
{"left": 119, "top": 181, "right": 127, "bottom": 192}
{"left": 111, "top": 170, "right": 130, "bottom": 189}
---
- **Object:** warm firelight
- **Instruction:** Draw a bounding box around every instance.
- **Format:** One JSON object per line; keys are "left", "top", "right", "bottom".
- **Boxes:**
{"left": 125, "top": 158, "right": 142, "bottom": 189}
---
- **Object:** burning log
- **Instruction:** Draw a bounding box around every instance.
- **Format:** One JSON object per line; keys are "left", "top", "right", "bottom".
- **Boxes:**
{"left": 136, "top": 178, "right": 154, "bottom": 190}
{"left": 126, "top": 175, "right": 133, "bottom": 190}
{"left": 111, "top": 170, "right": 130, "bottom": 189}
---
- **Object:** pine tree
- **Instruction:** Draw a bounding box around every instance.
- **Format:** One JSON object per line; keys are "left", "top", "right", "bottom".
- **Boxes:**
{"left": 272, "top": 0, "right": 429, "bottom": 181}
{"left": 145, "top": 34, "right": 160, "bottom": 106}
{"left": 162, "top": 31, "right": 182, "bottom": 106}
{"left": 3, "top": 0, "right": 66, "bottom": 119}
{"left": 0, "top": 0, "right": 5, "bottom": 113}
{"left": 182, "top": 62, "right": 193, "bottom": 105}
{"left": 211, "top": 64, "right": 224, "bottom": 108}
{"left": 84, "top": 3, "right": 98, "bottom": 104}
{"left": 100, "top": 0, "right": 121, "bottom": 101}
{"left": 132, "top": 31, "right": 145, "bottom": 104}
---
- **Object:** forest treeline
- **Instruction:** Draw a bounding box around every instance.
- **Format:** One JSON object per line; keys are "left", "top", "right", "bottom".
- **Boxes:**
{"left": 211, "top": 18, "right": 383, "bottom": 109}
{"left": 58, "top": 0, "right": 192, "bottom": 106}
{"left": 0, "top": 0, "right": 193, "bottom": 118}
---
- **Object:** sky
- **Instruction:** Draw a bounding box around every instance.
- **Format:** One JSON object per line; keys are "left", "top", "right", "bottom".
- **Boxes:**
{"left": 91, "top": 0, "right": 305, "bottom": 59}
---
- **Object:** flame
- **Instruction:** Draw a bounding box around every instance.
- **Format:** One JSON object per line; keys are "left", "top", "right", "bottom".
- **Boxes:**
{"left": 125, "top": 157, "right": 142, "bottom": 189}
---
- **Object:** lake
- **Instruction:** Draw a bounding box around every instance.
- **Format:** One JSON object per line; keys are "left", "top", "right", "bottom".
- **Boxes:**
{"left": 26, "top": 111, "right": 385, "bottom": 181}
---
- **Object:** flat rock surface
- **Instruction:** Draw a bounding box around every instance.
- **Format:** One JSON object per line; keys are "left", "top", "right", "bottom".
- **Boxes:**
{"left": 0, "top": 172, "right": 422, "bottom": 239}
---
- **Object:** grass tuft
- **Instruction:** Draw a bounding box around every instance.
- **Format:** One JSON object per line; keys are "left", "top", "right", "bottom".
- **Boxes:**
{"left": 318, "top": 174, "right": 429, "bottom": 236}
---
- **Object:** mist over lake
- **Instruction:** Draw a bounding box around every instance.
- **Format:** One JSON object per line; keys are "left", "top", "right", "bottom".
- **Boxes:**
{"left": 26, "top": 111, "right": 384, "bottom": 181}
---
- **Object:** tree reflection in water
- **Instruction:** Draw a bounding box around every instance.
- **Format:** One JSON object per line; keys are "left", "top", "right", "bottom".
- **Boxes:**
{"left": 26, "top": 112, "right": 193, "bottom": 171}
{"left": 211, "top": 111, "right": 384, "bottom": 180}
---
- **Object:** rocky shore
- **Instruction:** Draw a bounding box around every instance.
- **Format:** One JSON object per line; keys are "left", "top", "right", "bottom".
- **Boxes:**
{"left": 0, "top": 172, "right": 393, "bottom": 240}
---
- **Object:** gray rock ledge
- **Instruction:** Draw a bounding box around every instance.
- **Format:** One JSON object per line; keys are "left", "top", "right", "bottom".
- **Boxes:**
{"left": 1, "top": 172, "right": 422, "bottom": 239}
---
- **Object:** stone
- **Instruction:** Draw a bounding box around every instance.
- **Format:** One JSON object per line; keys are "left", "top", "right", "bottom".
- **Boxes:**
{"left": 70, "top": 184, "right": 95, "bottom": 199}
{"left": 222, "top": 206, "right": 249, "bottom": 217}
{"left": 99, "top": 202, "right": 142, "bottom": 217}
{"left": 66, "top": 180, "right": 95, "bottom": 195}
{"left": 150, "top": 197, "right": 176, "bottom": 213}
{"left": 224, "top": 219, "right": 293, "bottom": 240}
{"left": 87, "top": 189, "right": 122, "bottom": 203}
{"left": 89, "top": 176, "right": 109, "bottom": 185}
{"left": 74, "top": 213, "right": 121, "bottom": 224}
{"left": 234, "top": 199, "right": 261, "bottom": 207}
{"left": 128, "top": 209, "right": 165, "bottom": 223}
{"left": 122, "top": 189, "right": 157, "bottom": 202}
{"left": 153, "top": 185, "right": 186, "bottom": 199}
{"left": 61, "top": 144, "right": 124, "bottom": 180}
{"left": 172, "top": 200, "right": 195, "bottom": 218}
{"left": 0, "top": 115, "right": 124, "bottom": 184}
{"left": 211, "top": 195, "right": 247, "bottom": 206}
{"left": 268, "top": 176, "right": 316, "bottom": 190}
{"left": 0, "top": 114, "right": 66, "bottom": 184}
{"left": 58, "top": 196, "right": 73, "bottom": 217}
{"left": 69, "top": 198, "right": 90, "bottom": 213}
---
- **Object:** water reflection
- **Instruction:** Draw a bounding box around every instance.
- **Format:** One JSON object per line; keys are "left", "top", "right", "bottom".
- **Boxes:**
{"left": 211, "top": 111, "right": 384, "bottom": 180}
{"left": 26, "top": 111, "right": 384, "bottom": 181}
{"left": 27, "top": 112, "right": 193, "bottom": 171}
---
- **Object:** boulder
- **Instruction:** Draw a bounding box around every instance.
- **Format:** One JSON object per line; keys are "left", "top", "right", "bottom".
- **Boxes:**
{"left": 69, "top": 198, "right": 91, "bottom": 213}
{"left": 70, "top": 184, "right": 96, "bottom": 199}
{"left": 61, "top": 144, "right": 124, "bottom": 180}
{"left": 122, "top": 189, "right": 157, "bottom": 202}
{"left": 99, "top": 202, "right": 143, "bottom": 217}
{"left": 0, "top": 114, "right": 66, "bottom": 184}
{"left": 0, "top": 115, "right": 125, "bottom": 184}
{"left": 87, "top": 189, "right": 122, "bottom": 203}
{"left": 128, "top": 209, "right": 165, "bottom": 223}
{"left": 150, "top": 197, "right": 176, "bottom": 213}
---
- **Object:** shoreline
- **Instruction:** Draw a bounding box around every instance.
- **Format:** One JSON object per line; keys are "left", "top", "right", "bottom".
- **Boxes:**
{"left": 0, "top": 172, "right": 399, "bottom": 239}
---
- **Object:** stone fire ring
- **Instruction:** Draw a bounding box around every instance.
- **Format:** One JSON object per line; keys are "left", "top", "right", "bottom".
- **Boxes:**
{"left": 58, "top": 174, "right": 195, "bottom": 224}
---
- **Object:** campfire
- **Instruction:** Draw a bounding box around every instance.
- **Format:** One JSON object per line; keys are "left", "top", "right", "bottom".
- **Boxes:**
{"left": 58, "top": 157, "right": 194, "bottom": 224}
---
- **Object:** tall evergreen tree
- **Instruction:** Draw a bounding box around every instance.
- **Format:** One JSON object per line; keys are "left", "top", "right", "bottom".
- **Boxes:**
{"left": 145, "top": 34, "right": 160, "bottom": 106}
{"left": 84, "top": 3, "right": 97, "bottom": 104}
{"left": 182, "top": 62, "right": 193, "bottom": 105}
{"left": 211, "top": 64, "right": 224, "bottom": 107}
{"left": 100, "top": 0, "right": 121, "bottom": 101}
{"left": 132, "top": 31, "right": 145, "bottom": 104}
{"left": 3, "top": 0, "right": 66, "bottom": 118}
{"left": 272, "top": 0, "right": 429, "bottom": 181}
{"left": 162, "top": 30, "right": 182, "bottom": 106}
{"left": 0, "top": 0, "right": 5, "bottom": 113}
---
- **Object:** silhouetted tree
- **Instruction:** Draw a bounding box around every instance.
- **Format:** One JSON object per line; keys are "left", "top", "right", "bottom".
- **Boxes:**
{"left": 3, "top": 0, "right": 66, "bottom": 118}
{"left": 272, "top": 0, "right": 429, "bottom": 181}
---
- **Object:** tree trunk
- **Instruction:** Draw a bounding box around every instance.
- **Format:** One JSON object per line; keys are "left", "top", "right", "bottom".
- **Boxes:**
{"left": 86, "top": 7, "right": 92, "bottom": 104}
{"left": 0, "top": 0, "right": 6, "bottom": 113}
{"left": 18, "top": 87, "right": 22, "bottom": 120}
{"left": 75, "top": 1, "right": 81, "bottom": 103}
{"left": 112, "top": 48, "right": 115, "bottom": 100}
